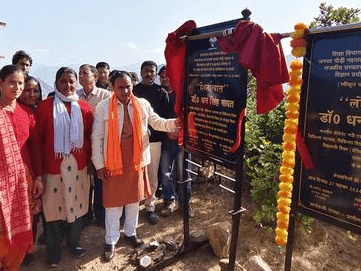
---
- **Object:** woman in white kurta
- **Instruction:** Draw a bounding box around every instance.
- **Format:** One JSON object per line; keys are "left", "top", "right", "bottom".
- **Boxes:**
{"left": 91, "top": 70, "right": 177, "bottom": 261}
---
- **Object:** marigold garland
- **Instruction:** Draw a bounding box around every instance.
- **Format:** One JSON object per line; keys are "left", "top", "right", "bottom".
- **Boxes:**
{"left": 275, "top": 22, "right": 308, "bottom": 247}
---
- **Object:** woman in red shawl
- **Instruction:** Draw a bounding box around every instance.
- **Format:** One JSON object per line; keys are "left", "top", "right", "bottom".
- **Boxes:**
{"left": 0, "top": 65, "right": 43, "bottom": 271}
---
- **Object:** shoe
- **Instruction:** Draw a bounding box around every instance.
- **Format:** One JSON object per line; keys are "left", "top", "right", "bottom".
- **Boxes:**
{"left": 146, "top": 211, "right": 159, "bottom": 225}
{"left": 70, "top": 245, "right": 86, "bottom": 258}
{"left": 104, "top": 244, "right": 115, "bottom": 261}
{"left": 47, "top": 252, "right": 61, "bottom": 268}
{"left": 22, "top": 253, "right": 35, "bottom": 266}
{"left": 155, "top": 188, "right": 163, "bottom": 199}
{"left": 124, "top": 235, "right": 145, "bottom": 247}
{"left": 161, "top": 201, "right": 179, "bottom": 217}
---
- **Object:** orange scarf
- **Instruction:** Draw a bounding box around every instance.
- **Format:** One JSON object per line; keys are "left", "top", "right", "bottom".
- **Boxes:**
{"left": 106, "top": 93, "right": 143, "bottom": 176}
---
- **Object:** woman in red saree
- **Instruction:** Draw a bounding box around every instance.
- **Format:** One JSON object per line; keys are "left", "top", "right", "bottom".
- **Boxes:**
{"left": 0, "top": 65, "right": 43, "bottom": 271}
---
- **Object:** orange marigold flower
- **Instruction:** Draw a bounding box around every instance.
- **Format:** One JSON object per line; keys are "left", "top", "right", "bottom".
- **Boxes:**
{"left": 277, "top": 220, "right": 289, "bottom": 229}
{"left": 282, "top": 142, "right": 296, "bottom": 152}
{"left": 290, "top": 37, "right": 307, "bottom": 48}
{"left": 289, "top": 75, "right": 302, "bottom": 85}
{"left": 279, "top": 174, "right": 294, "bottom": 183}
{"left": 294, "top": 22, "right": 308, "bottom": 30}
{"left": 275, "top": 236, "right": 288, "bottom": 246}
{"left": 290, "top": 59, "right": 303, "bottom": 70}
{"left": 287, "top": 93, "right": 300, "bottom": 103}
{"left": 278, "top": 189, "right": 292, "bottom": 198}
{"left": 278, "top": 204, "right": 291, "bottom": 214}
{"left": 283, "top": 160, "right": 295, "bottom": 168}
{"left": 284, "top": 125, "right": 297, "bottom": 134}
{"left": 286, "top": 110, "right": 299, "bottom": 119}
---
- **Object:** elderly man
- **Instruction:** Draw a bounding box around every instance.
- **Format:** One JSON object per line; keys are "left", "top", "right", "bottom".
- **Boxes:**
{"left": 133, "top": 61, "right": 171, "bottom": 225}
{"left": 77, "top": 64, "right": 111, "bottom": 227}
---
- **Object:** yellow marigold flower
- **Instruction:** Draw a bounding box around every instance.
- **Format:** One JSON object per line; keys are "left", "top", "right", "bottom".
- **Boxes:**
{"left": 282, "top": 150, "right": 295, "bottom": 160}
{"left": 280, "top": 166, "right": 294, "bottom": 176}
{"left": 286, "top": 102, "right": 299, "bottom": 111}
{"left": 289, "top": 70, "right": 302, "bottom": 77}
{"left": 277, "top": 212, "right": 289, "bottom": 223}
{"left": 283, "top": 159, "right": 295, "bottom": 168}
{"left": 282, "top": 133, "right": 296, "bottom": 143}
{"left": 291, "top": 29, "right": 305, "bottom": 38}
{"left": 277, "top": 197, "right": 292, "bottom": 207}
{"left": 279, "top": 182, "right": 293, "bottom": 192}
{"left": 284, "top": 118, "right": 298, "bottom": 128}
{"left": 292, "top": 47, "right": 306, "bottom": 57}
{"left": 276, "top": 227, "right": 289, "bottom": 239}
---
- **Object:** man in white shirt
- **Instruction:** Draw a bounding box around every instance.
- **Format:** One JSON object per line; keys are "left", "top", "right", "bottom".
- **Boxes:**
{"left": 77, "top": 64, "right": 112, "bottom": 227}
{"left": 77, "top": 64, "right": 112, "bottom": 112}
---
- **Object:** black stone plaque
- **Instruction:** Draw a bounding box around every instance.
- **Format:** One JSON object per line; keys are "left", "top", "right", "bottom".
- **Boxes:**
{"left": 295, "top": 25, "right": 361, "bottom": 233}
{"left": 184, "top": 20, "right": 247, "bottom": 166}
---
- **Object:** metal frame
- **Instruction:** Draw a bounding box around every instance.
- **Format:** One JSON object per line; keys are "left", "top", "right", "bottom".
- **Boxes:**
{"left": 284, "top": 23, "right": 361, "bottom": 271}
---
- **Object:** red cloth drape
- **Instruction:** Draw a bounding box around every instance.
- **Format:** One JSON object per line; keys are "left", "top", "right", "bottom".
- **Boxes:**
{"left": 218, "top": 20, "right": 289, "bottom": 114}
{"left": 165, "top": 20, "right": 197, "bottom": 145}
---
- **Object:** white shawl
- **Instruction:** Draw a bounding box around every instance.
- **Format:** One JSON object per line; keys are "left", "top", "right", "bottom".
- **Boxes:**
{"left": 53, "top": 87, "right": 84, "bottom": 157}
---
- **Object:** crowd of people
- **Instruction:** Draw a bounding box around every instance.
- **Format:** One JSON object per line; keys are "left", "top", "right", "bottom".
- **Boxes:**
{"left": 0, "top": 50, "right": 193, "bottom": 270}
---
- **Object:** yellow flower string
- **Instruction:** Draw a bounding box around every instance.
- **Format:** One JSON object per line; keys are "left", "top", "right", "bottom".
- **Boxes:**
{"left": 275, "top": 22, "right": 308, "bottom": 247}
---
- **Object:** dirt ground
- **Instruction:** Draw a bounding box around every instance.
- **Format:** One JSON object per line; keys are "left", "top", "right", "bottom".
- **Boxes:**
{"left": 20, "top": 180, "right": 361, "bottom": 271}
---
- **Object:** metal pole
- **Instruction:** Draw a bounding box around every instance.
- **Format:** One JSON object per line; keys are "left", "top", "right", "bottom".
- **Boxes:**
{"left": 228, "top": 144, "right": 246, "bottom": 271}
{"left": 284, "top": 209, "right": 296, "bottom": 271}
{"left": 181, "top": 148, "right": 190, "bottom": 250}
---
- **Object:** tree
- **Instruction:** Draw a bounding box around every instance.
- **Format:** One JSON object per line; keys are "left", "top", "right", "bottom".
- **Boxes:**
{"left": 310, "top": 2, "right": 360, "bottom": 28}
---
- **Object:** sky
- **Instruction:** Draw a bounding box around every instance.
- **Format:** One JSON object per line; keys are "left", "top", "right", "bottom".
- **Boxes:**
{"left": 0, "top": 0, "right": 360, "bottom": 74}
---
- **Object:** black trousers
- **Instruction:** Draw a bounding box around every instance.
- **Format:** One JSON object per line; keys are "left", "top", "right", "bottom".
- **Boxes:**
{"left": 45, "top": 218, "right": 82, "bottom": 255}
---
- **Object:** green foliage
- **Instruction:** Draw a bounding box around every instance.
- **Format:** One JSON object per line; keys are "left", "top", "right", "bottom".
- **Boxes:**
{"left": 245, "top": 84, "right": 286, "bottom": 225}
{"left": 298, "top": 214, "right": 314, "bottom": 233}
{"left": 310, "top": 2, "right": 360, "bottom": 28}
